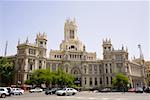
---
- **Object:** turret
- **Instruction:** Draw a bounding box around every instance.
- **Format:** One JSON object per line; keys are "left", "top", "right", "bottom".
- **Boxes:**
{"left": 102, "top": 38, "right": 112, "bottom": 52}
{"left": 36, "top": 32, "right": 47, "bottom": 48}
{"left": 102, "top": 38, "right": 112, "bottom": 59}
{"left": 64, "top": 18, "right": 78, "bottom": 41}
{"left": 36, "top": 32, "right": 47, "bottom": 58}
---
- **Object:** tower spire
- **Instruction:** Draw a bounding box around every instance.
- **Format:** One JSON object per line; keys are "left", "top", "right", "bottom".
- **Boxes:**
{"left": 138, "top": 44, "right": 144, "bottom": 60}
{"left": 26, "top": 37, "right": 28, "bottom": 44}
{"left": 18, "top": 38, "right": 20, "bottom": 45}
{"left": 4, "top": 40, "right": 8, "bottom": 56}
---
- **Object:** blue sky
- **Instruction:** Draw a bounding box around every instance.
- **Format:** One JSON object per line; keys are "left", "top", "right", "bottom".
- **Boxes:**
{"left": 0, "top": 0, "right": 149, "bottom": 60}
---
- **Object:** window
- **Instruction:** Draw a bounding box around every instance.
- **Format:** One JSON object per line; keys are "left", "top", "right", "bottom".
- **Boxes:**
{"left": 30, "top": 64, "right": 32, "bottom": 70}
{"left": 116, "top": 63, "right": 123, "bottom": 72}
{"left": 70, "top": 30, "right": 74, "bottom": 39}
{"left": 106, "top": 77, "right": 109, "bottom": 84}
{"left": 111, "top": 77, "right": 113, "bottom": 84}
{"left": 40, "top": 41, "right": 43, "bottom": 44}
{"left": 90, "top": 78, "right": 92, "bottom": 86}
{"left": 100, "top": 78, "right": 102, "bottom": 84}
{"left": 99, "top": 65, "right": 101, "bottom": 73}
{"left": 0, "top": 89, "right": 4, "bottom": 91}
{"left": 74, "top": 70, "right": 78, "bottom": 74}
{"left": 95, "top": 78, "right": 97, "bottom": 85}
{"left": 94, "top": 65, "right": 97, "bottom": 71}
{"left": 29, "top": 49, "right": 36, "bottom": 55}
{"left": 66, "top": 67, "right": 68, "bottom": 73}
{"left": 110, "top": 68, "right": 112, "bottom": 73}
{"left": 85, "top": 78, "right": 86, "bottom": 85}
{"left": 94, "top": 65, "right": 97, "bottom": 74}
{"left": 89, "top": 65, "right": 92, "bottom": 74}
{"left": 71, "top": 45, "right": 75, "bottom": 49}
{"left": 84, "top": 67, "right": 86, "bottom": 74}
{"left": 106, "top": 68, "right": 108, "bottom": 73}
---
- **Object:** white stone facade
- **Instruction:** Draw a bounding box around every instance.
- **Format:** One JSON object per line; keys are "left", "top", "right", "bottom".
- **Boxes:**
{"left": 13, "top": 18, "right": 146, "bottom": 89}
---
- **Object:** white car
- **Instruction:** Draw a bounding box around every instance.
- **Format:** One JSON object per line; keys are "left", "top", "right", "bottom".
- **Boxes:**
{"left": 0, "top": 87, "right": 9, "bottom": 98}
{"left": 12, "top": 88, "right": 24, "bottom": 95}
{"left": 56, "top": 88, "right": 77, "bottom": 96}
{"left": 29, "top": 87, "right": 43, "bottom": 93}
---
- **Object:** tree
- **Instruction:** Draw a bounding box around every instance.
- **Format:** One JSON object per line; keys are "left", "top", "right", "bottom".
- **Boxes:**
{"left": 25, "top": 68, "right": 75, "bottom": 88}
{"left": 147, "top": 75, "right": 150, "bottom": 86}
{"left": 25, "top": 69, "right": 52, "bottom": 87}
{"left": 0, "top": 57, "right": 15, "bottom": 86}
{"left": 51, "top": 69, "right": 75, "bottom": 87}
{"left": 112, "top": 73, "right": 129, "bottom": 92}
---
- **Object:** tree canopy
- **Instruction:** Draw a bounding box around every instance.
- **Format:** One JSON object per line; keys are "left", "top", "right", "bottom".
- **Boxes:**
{"left": 112, "top": 73, "right": 129, "bottom": 91}
{"left": 0, "top": 57, "right": 15, "bottom": 86}
{"left": 25, "top": 68, "right": 75, "bottom": 88}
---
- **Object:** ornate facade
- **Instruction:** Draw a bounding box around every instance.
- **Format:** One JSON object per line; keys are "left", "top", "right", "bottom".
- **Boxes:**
{"left": 12, "top": 18, "right": 146, "bottom": 89}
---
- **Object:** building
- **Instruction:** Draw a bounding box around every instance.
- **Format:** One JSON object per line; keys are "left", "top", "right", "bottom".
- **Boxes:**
{"left": 145, "top": 61, "right": 150, "bottom": 86}
{"left": 9, "top": 18, "right": 146, "bottom": 89}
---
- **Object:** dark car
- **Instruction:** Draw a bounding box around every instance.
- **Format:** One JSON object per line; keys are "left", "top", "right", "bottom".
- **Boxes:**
{"left": 111, "top": 88, "right": 121, "bottom": 92}
{"left": 144, "top": 87, "right": 150, "bottom": 93}
{"left": 45, "top": 88, "right": 62, "bottom": 95}
{"left": 99, "top": 88, "right": 111, "bottom": 92}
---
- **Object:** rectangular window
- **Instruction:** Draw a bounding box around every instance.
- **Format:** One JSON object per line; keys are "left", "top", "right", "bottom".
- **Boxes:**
{"left": 111, "top": 77, "right": 113, "bottom": 84}
{"left": 30, "top": 64, "right": 32, "bottom": 70}
{"left": 89, "top": 65, "right": 92, "bottom": 74}
{"left": 106, "top": 77, "right": 109, "bottom": 85}
{"left": 70, "top": 30, "right": 74, "bottom": 39}
{"left": 100, "top": 78, "right": 102, "bottom": 84}
{"left": 106, "top": 68, "right": 108, "bottom": 73}
{"left": 110, "top": 68, "right": 112, "bottom": 73}
{"left": 85, "top": 78, "right": 86, "bottom": 85}
{"left": 95, "top": 78, "right": 97, "bottom": 86}
{"left": 90, "top": 78, "right": 92, "bottom": 86}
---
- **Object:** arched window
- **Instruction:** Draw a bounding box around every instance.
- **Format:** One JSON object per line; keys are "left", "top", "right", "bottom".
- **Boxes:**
{"left": 74, "top": 70, "right": 78, "bottom": 74}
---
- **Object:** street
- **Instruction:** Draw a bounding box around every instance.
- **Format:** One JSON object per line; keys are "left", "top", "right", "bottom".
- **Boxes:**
{"left": 1, "top": 91, "right": 150, "bottom": 100}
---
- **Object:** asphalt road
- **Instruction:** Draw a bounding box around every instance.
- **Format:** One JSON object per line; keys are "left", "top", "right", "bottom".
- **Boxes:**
{"left": 1, "top": 91, "right": 150, "bottom": 100}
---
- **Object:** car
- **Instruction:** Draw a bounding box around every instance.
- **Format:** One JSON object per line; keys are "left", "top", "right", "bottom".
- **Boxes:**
{"left": 135, "top": 87, "right": 143, "bottom": 93}
{"left": 0, "top": 87, "right": 9, "bottom": 98}
{"left": 45, "top": 88, "right": 62, "bottom": 95}
{"left": 98, "top": 88, "right": 111, "bottom": 92}
{"left": 29, "top": 87, "right": 43, "bottom": 93}
{"left": 12, "top": 88, "right": 24, "bottom": 95}
{"left": 128, "top": 88, "right": 135, "bottom": 92}
{"left": 144, "top": 87, "right": 150, "bottom": 93}
{"left": 55, "top": 88, "right": 77, "bottom": 96}
{"left": 111, "top": 88, "right": 121, "bottom": 92}
{"left": 5, "top": 87, "right": 13, "bottom": 96}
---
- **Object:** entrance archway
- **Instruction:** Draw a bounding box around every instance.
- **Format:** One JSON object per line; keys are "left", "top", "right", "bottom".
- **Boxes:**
{"left": 71, "top": 67, "right": 82, "bottom": 87}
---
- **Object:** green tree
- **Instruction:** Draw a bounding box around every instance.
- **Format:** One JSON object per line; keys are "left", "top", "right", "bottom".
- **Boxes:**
{"left": 51, "top": 69, "right": 75, "bottom": 87}
{"left": 0, "top": 57, "right": 15, "bottom": 86}
{"left": 147, "top": 75, "right": 150, "bottom": 86}
{"left": 25, "top": 69, "right": 52, "bottom": 87}
{"left": 25, "top": 68, "right": 75, "bottom": 88}
{"left": 112, "top": 73, "right": 129, "bottom": 91}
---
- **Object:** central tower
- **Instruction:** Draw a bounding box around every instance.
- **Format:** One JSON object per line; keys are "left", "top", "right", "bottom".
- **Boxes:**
{"left": 64, "top": 18, "right": 78, "bottom": 41}
{"left": 60, "top": 18, "right": 84, "bottom": 51}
